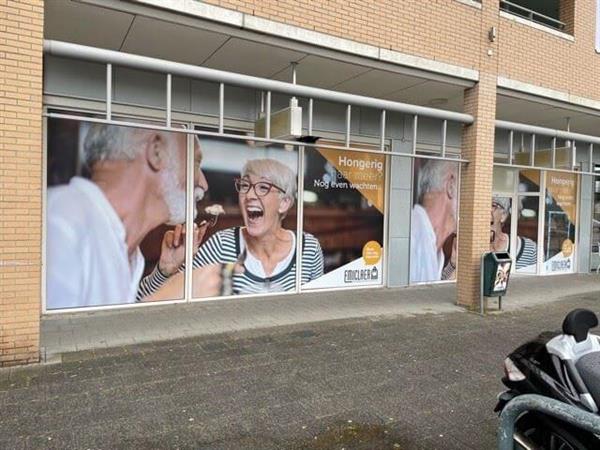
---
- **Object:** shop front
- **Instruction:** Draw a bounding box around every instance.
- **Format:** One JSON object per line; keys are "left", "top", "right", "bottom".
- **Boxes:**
{"left": 43, "top": 108, "right": 465, "bottom": 313}
{"left": 492, "top": 166, "right": 579, "bottom": 276}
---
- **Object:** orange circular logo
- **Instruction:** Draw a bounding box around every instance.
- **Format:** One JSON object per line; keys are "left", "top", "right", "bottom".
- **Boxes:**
{"left": 561, "top": 239, "right": 574, "bottom": 257}
{"left": 362, "top": 241, "right": 382, "bottom": 265}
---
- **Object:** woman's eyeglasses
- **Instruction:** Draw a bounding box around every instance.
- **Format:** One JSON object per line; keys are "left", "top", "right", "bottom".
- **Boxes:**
{"left": 234, "top": 178, "right": 285, "bottom": 197}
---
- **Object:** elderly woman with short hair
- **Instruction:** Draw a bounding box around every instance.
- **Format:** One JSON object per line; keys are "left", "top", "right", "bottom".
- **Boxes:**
{"left": 139, "top": 158, "right": 324, "bottom": 299}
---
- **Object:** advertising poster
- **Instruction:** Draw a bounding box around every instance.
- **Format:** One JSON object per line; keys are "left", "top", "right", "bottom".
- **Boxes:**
{"left": 513, "top": 170, "right": 540, "bottom": 273}
{"left": 543, "top": 171, "right": 578, "bottom": 274}
{"left": 493, "top": 261, "right": 512, "bottom": 293}
{"left": 490, "top": 196, "right": 512, "bottom": 255}
{"left": 301, "top": 146, "right": 385, "bottom": 289}
{"left": 139, "top": 135, "right": 307, "bottom": 300}
{"left": 46, "top": 118, "right": 190, "bottom": 309}
{"left": 410, "top": 160, "right": 459, "bottom": 284}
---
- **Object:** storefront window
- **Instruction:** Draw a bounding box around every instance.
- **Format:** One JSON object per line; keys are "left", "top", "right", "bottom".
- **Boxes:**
{"left": 492, "top": 167, "right": 516, "bottom": 193}
{"left": 543, "top": 171, "right": 578, "bottom": 274}
{"left": 515, "top": 195, "right": 539, "bottom": 273}
{"left": 183, "top": 136, "right": 303, "bottom": 298}
{"left": 46, "top": 118, "right": 190, "bottom": 309}
{"left": 490, "top": 196, "right": 512, "bottom": 254}
{"left": 519, "top": 169, "right": 540, "bottom": 193}
{"left": 409, "top": 159, "right": 459, "bottom": 283}
{"left": 301, "top": 145, "right": 385, "bottom": 289}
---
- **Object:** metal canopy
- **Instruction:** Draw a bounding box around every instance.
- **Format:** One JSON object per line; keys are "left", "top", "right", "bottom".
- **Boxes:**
{"left": 44, "top": 40, "right": 474, "bottom": 124}
{"left": 495, "top": 119, "right": 599, "bottom": 176}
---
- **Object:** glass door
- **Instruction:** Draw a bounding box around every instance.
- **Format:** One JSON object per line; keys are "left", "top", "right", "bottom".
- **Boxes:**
{"left": 513, "top": 170, "right": 541, "bottom": 274}
{"left": 514, "top": 194, "right": 540, "bottom": 273}
{"left": 542, "top": 171, "right": 578, "bottom": 274}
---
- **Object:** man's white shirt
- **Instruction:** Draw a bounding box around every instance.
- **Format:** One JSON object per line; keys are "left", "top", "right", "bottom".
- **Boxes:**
{"left": 410, "top": 204, "right": 444, "bottom": 283}
{"left": 46, "top": 177, "right": 144, "bottom": 309}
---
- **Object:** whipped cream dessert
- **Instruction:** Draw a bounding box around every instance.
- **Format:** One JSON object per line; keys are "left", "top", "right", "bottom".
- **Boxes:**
{"left": 205, "top": 204, "right": 225, "bottom": 217}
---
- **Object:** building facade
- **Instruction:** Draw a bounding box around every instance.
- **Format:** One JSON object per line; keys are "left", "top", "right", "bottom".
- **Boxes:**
{"left": 1, "top": 0, "right": 599, "bottom": 366}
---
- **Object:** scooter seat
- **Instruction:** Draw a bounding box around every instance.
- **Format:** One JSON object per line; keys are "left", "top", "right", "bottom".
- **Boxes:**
{"left": 576, "top": 351, "right": 600, "bottom": 406}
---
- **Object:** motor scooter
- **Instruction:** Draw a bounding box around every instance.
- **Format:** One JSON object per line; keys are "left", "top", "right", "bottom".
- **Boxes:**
{"left": 495, "top": 308, "right": 600, "bottom": 450}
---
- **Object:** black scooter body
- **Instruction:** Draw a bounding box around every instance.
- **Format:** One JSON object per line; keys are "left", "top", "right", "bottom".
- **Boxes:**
{"left": 495, "top": 310, "right": 600, "bottom": 450}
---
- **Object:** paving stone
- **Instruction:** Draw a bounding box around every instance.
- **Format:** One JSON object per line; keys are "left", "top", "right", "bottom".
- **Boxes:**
{"left": 3, "top": 292, "right": 600, "bottom": 448}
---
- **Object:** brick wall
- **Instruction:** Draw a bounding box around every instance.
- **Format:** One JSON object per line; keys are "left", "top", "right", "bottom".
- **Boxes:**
{"left": 457, "top": 0, "right": 499, "bottom": 309}
{"left": 203, "top": 0, "right": 484, "bottom": 71}
{"left": 498, "top": 0, "right": 599, "bottom": 102}
{"left": 0, "top": 0, "right": 43, "bottom": 366}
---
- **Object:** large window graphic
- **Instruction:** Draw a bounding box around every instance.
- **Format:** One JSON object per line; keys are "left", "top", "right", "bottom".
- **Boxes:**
{"left": 140, "top": 136, "right": 308, "bottom": 300}
{"left": 301, "top": 146, "right": 386, "bottom": 289}
{"left": 46, "top": 119, "right": 190, "bottom": 309}
{"left": 543, "top": 171, "right": 578, "bottom": 274}
{"left": 410, "top": 159, "right": 459, "bottom": 284}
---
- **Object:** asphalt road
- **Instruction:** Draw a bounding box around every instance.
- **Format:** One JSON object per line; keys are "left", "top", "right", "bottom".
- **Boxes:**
{"left": 2, "top": 293, "right": 599, "bottom": 450}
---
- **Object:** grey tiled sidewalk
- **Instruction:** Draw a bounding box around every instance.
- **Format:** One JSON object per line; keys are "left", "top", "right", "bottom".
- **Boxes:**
{"left": 42, "top": 273, "right": 600, "bottom": 360}
{"left": 3, "top": 291, "right": 600, "bottom": 449}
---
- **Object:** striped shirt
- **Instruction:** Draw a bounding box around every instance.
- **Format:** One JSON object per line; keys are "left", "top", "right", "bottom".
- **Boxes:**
{"left": 515, "top": 236, "right": 537, "bottom": 269}
{"left": 137, "top": 227, "right": 324, "bottom": 299}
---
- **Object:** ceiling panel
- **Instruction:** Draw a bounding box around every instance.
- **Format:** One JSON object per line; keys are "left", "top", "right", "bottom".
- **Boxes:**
{"left": 271, "top": 55, "right": 370, "bottom": 88}
{"left": 496, "top": 96, "right": 553, "bottom": 123}
{"left": 121, "top": 17, "right": 229, "bottom": 65}
{"left": 332, "top": 69, "right": 424, "bottom": 97}
{"left": 203, "top": 38, "right": 306, "bottom": 78}
{"left": 385, "top": 80, "right": 465, "bottom": 109}
{"left": 44, "top": 0, "right": 134, "bottom": 50}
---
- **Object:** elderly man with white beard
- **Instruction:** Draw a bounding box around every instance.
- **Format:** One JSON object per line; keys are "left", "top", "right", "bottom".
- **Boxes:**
{"left": 410, "top": 160, "right": 458, "bottom": 283}
{"left": 46, "top": 124, "right": 209, "bottom": 309}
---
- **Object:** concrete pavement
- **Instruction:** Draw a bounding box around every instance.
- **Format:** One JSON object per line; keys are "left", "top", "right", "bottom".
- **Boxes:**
{"left": 41, "top": 273, "right": 599, "bottom": 361}
{"left": 1, "top": 276, "right": 598, "bottom": 449}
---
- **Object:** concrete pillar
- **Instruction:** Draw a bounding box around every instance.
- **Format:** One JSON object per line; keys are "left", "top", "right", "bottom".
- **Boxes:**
{"left": 456, "top": 0, "right": 500, "bottom": 309}
{"left": 0, "top": 0, "right": 44, "bottom": 366}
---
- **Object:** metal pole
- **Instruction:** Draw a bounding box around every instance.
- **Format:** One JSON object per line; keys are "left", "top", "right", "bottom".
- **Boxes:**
{"left": 412, "top": 115, "right": 418, "bottom": 155}
{"left": 552, "top": 136, "right": 557, "bottom": 169}
{"left": 380, "top": 110, "right": 386, "bottom": 152}
{"left": 106, "top": 63, "right": 112, "bottom": 120}
{"left": 265, "top": 91, "right": 271, "bottom": 140}
{"left": 441, "top": 119, "right": 447, "bottom": 158}
{"left": 480, "top": 254, "right": 485, "bottom": 316}
{"left": 498, "top": 394, "right": 600, "bottom": 450}
{"left": 590, "top": 143, "right": 594, "bottom": 173}
{"left": 496, "top": 119, "right": 600, "bottom": 147}
{"left": 308, "top": 98, "right": 313, "bottom": 136}
{"left": 530, "top": 134, "right": 535, "bottom": 167}
{"left": 345, "top": 104, "right": 351, "bottom": 147}
{"left": 166, "top": 73, "right": 172, "bottom": 127}
{"left": 572, "top": 140, "right": 577, "bottom": 170}
{"left": 184, "top": 133, "right": 194, "bottom": 301}
{"left": 44, "top": 40, "right": 474, "bottom": 124}
{"left": 291, "top": 62, "right": 297, "bottom": 85}
{"left": 508, "top": 130, "right": 514, "bottom": 164}
{"left": 260, "top": 91, "right": 265, "bottom": 115}
{"left": 218, "top": 83, "right": 224, "bottom": 134}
